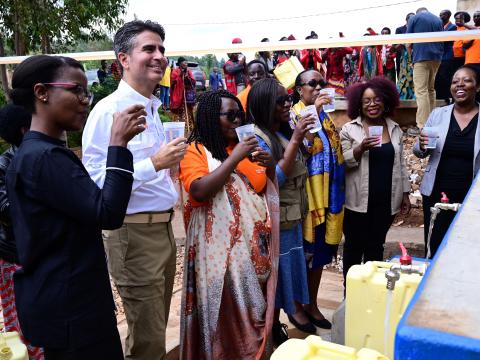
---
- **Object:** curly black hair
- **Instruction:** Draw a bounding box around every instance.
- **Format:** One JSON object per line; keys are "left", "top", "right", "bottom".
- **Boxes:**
{"left": 345, "top": 76, "right": 400, "bottom": 119}
{"left": 187, "top": 90, "right": 244, "bottom": 161}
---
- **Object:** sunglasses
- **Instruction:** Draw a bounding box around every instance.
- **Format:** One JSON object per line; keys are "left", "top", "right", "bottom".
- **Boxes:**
{"left": 300, "top": 79, "right": 327, "bottom": 88}
{"left": 276, "top": 94, "right": 293, "bottom": 105}
{"left": 43, "top": 82, "right": 94, "bottom": 105}
{"left": 219, "top": 110, "right": 246, "bottom": 122}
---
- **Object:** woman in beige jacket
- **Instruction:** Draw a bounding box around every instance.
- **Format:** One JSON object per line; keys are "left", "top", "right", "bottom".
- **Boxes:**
{"left": 340, "top": 77, "right": 411, "bottom": 281}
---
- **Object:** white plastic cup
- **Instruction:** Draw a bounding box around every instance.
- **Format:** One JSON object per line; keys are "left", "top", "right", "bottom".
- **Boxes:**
{"left": 320, "top": 88, "right": 335, "bottom": 113}
{"left": 368, "top": 126, "right": 383, "bottom": 147}
{"left": 235, "top": 124, "right": 255, "bottom": 141}
{"left": 300, "top": 105, "right": 322, "bottom": 133}
{"left": 422, "top": 127, "right": 439, "bottom": 149}
{"left": 163, "top": 122, "right": 185, "bottom": 143}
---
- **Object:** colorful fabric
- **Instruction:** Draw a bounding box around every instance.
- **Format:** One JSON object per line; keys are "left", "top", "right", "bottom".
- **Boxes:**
{"left": 303, "top": 223, "right": 337, "bottom": 269}
{"left": 397, "top": 50, "right": 416, "bottom": 100}
{"left": 291, "top": 101, "right": 345, "bottom": 245}
{"left": 322, "top": 48, "right": 353, "bottom": 82}
{"left": 180, "top": 147, "right": 279, "bottom": 360}
{"left": 179, "top": 143, "right": 267, "bottom": 207}
{"left": 326, "top": 78, "right": 346, "bottom": 97}
{"left": 0, "top": 259, "right": 44, "bottom": 360}
{"left": 159, "top": 66, "right": 171, "bottom": 87}
{"left": 359, "top": 46, "right": 383, "bottom": 80}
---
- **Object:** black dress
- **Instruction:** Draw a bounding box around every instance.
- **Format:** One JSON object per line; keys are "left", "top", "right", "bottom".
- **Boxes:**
{"left": 422, "top": 113, "right": 478, "bottom": 258}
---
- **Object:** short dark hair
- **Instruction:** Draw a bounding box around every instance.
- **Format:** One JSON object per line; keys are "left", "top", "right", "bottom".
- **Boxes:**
{"left": 381, "top": 27, "right": 391, "bottom": 34}
{"left": 246, "top": 60, "right": 267, "bottom": 72}
{"left": 345, "top": 76, "right": 400, "bottom": 119}
{"left": 441, "top": 9, "right": 452, "bottom": 17}
{"left": 113, "top": 20, "right": 165, "bottom": 59}
{"left": 188, "top": 90, "right": 244, "bottom": 162}
{"left": 247, "top": 78, "right": 286, "bottom": 161}
{"left": 10, "top": 55, "right": 84, "bottom": 114}
{"left": 456, "top": 64, "right": 480, "bottom": 83}
{"left": 0, "top": 104, "right": 31, "bottom": 146}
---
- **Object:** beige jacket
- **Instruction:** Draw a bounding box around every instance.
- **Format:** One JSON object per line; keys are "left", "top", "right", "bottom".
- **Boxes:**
{"left": 340, "top": 117, "right": 410, "bottom": 214}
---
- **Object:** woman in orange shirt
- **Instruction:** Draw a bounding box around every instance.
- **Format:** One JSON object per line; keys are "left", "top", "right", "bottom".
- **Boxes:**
{"left": 179, "top": 90, "right": 279, "bottom": 359}
{"left": 452, "top": 12, "right": 470, "bottom": 72}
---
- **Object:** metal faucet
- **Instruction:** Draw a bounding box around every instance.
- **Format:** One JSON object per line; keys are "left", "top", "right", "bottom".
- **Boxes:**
{"left": 385, "top": 242, "right": 427, "bottom": 290}
{"left": 426, "top": 192, "right": 461, "bottom": 259}
{"left": 385, "top": 269, "right": 400, "bottom": 290}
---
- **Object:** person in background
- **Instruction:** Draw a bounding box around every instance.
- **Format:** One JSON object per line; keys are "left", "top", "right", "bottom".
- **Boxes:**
{"left": 452, "top": 12, "right": 470, "bottom": 74}
{"left": 82, "top": 21, "right": 187, "bottom": 359}
{"left": 397, "top": 13, "right": 416, "bottom": 100}
{"left": 97, "top": 60, "right": 108, "bottom": 84}
{"left": 300, "top": 43, "right": 322, "bottom": 71}
{"left": 290, "top": 70, "right": 345, "bottom": 330}
{"left": 414, "top": 65, "right": 480, "bottom": 258}
{"left": 274, "top": 37, "right": 291, "bottom": 66}
{"left": 358, "top": 29, "right": 383, "bottom": 81}
{"left": 395, "top": 13, "right": 415, "bottom": 79}
{"left": 0, "top": 105, "right": 44, "bottom": 360}
{"left": 159, "top": 58, "right": 171, "bottom": 110}
{"left": 256, "top": 38, "right": 275, "bottom": 74}
{"left": 236, "top": 60, "right": 268, "bottom": 111}
{"left": 7, "top": 54, "right": 141, "bottom": 358}
{"left": 208, "top": 67, "right": 224, "bottom": 91}
{"left": 110, "top": 59, "right": 122, "bottom": 81}
{"left": 224, "top": 38, "right": 247, "bottom": 95}
{"left": 179, "top": 90, "right": 279, "bottom": 359}
{"left": 407, "top": 7, "right": 444, "bottom": 133}
{"left": 341, "top": 77, "right": 410, "bottom": 281}
{"left": 321, "top": 46, "right": 353, "bottom": 96}
{"left": 171, "top": 56, "right": 196, "bottom": 131}
{"left": 435, "top": 10, "right": 458, "bottom": 104}
{"left": 248, "top": 78, "right": 316, "bottom": 344}
{"left": 463, "top": 11, "right": 480, "bottom": 71}
{"left": 380, "top": 27, "right": 397, "bottom": 83}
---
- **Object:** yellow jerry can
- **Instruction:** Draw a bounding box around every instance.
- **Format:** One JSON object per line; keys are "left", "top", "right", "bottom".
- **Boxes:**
{"left": 271, "top": 335, "right": 389, "bottom": 360}
{"left": 0, "top": 332, "right": 28, "bottom": 360}
{"left": 345, "top": 259, "right": 427, "bottom": 359}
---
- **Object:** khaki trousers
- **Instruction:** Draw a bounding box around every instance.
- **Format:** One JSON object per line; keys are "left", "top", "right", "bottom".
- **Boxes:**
{"left": 103, "top": 222, "right": 176, "bottom": 360}
{"left": 413, "top": 60, "right": 441, "bottom": 127}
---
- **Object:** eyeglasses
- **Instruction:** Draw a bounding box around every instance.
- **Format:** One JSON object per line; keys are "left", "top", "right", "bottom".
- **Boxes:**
{"left": 43, "top": 82, "right": 94, "bottom": 105}
{"left": 219, "top": 110, "right": 246, "bottom": 122}
{"left": 361, "top": 96, "right": 383, "bottom": 106}
{"left": 300, "top": 79, "right": 327, "bottom": 88}
{"left": 276, "top": 94, "right": 293, "bottom": 105}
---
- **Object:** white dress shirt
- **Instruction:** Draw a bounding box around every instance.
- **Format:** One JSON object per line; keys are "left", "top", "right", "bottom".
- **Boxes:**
{"left": 82, "top": 80, "right": 178, "bottom": 214}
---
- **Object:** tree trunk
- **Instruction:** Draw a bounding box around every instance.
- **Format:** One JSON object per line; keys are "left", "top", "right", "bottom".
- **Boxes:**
{"left": 0, "top": 37, "right": 9, "bottom": 100}
{"left": 14, "top": 7, "right": 27, "bottom": 55}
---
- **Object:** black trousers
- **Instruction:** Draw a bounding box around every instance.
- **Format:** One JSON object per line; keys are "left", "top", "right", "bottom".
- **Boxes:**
{"left": 435, "top": 59, "right": 454, "bottom": 101}
{"left": 43, "top": 331, "right": 123, "bottom": 360}
{"left": 342, "top": 206, "right": 395, "bottom": 280}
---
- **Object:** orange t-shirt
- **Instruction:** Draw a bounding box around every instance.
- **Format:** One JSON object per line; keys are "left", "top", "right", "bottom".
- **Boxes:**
{"left": 453, "top": 26, "right": 466, "bottom": 58}
{"left": 465, "top": 27, "right": 480, "bottom": 64}
{"left": 236, "top": 85, "right": 251, "bottom": 111}
{"left": 179, "top": 142, "right": 267, "bottom": 207}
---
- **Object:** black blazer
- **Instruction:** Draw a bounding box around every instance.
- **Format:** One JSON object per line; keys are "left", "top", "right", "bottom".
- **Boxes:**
{"left": 6, "top": 131, "right": 133, "bottom": 348}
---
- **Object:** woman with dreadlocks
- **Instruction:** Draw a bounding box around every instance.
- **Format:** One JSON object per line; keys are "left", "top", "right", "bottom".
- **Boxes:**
{"left": 247, "top": 78, "right": 316, "bottom": 345}
{"left": 179, "top": 89, "right": 280, "bottom": 359}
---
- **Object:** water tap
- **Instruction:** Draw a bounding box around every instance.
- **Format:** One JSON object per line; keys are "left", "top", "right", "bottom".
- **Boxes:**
{"left": 385, "top": 269, "right": 400, "bottom": 290}
{"left": 433, "top": 192, "right": 461, "bottom": 212}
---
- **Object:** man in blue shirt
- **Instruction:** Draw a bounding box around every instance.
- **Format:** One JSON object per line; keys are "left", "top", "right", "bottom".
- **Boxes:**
{"left": 435, "top": 9, "right": 458, "bottom": 103}
{"left": 407, "top": 7, "right": 444, "bottom": 130}
{"left": 209, "top": 67, "right": 224, "bottom": 90}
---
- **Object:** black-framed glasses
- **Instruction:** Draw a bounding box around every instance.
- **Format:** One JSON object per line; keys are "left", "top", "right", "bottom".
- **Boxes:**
{"left": 276, "top": 94, "right": 293, "bottom": 105}
{"left": 300, "top": 79, "right": 327, "bottom": 88}
{"left": 43, "top": 82, "right": 94, "bottom": 105}
{"left": 219, "top": 110, "right": 246, "bottom": 122}
{"left": 362, "top": 96, "right": 383, "bottom": 106}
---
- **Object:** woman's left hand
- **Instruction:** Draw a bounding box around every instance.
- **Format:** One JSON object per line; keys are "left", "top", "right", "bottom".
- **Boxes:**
{"left": 401, "top": 193, "right": 411, "bottom": 215}
{"left": 251, "top": 148, "right": 275, "bottom": 170}
{"left": 314, "top": 92, "right": 332, "bottom": 113}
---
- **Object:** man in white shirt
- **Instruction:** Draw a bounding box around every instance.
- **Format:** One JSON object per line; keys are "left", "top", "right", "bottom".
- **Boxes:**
{"left": 82, "top": 20, "right": 187, "bottom": 359}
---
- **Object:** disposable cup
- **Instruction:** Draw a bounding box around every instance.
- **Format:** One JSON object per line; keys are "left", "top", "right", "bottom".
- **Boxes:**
{"left": 300, "top": 105, "right": 322, "bottom": 133}
{"left": 368, "top": 126, "right": 383, "bottom": 147}
{"left": 422, "top": 127, "right": 439, "bottom": 149}
{"left": 164, "top": 122, "right": 185, "bottom": 143}
{"left": 320, "top": 88, "right": 335, "bottom": 113}
{"left": 235, "top": 124, "right": 255, "bottom": 141}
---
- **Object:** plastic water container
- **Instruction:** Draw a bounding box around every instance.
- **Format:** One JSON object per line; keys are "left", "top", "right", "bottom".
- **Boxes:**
{"left": 0, "top": 332, "right": 28, "bottom": 360}
{"left": 345, "top": 260, "right": 427, "bottom": 359}
{"left": 271, "top": 335, "right": 389, "bottom": 360}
